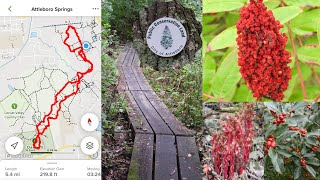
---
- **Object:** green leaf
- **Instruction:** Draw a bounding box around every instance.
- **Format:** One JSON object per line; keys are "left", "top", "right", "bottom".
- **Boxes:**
{"left": 294, "top": 166, "right": 301, "bottom": 180}
{"left": 203, "top": 0, "right": 246, "bottom": 13}
{"left": 291, "top": 9, "right": 320, "bottom": 35}
{"left": 297, "top": 47, "right": 320, "bottom": 65}
{"left": 211, "top": 49, "right": 241, "bottom": 100}
{"left": 284, "top": 0, "right": 320, "bottom": 6}
{"left": 207, "top": 26, "right": 237, "bottom": 51}
{"left": 203, "top": 53, "right": 216, "bottom": 94}
{"left": 306, "top": 165, "right": 317, "bottom": 177}
{"left": 292, "top": 102, "right": 308, "bottom": 110}
{"left": 318, "top": 22, "right": 320, "bottom": 45}
{"left": 265, "top": 124, "right": 277, "bottom": 138}
{"left": 232, "top": 85, "right": 256, "bottom": 102}
{"left": 307, "top": 159, "right": 320, "bottom": 166}
{"left": 264, "top": 0, "right": 280, "bottom": 10}
{"left": 301, "top": 145, "right": 307, "bottom": 155}
{"left": 268, "top": 148, "right": 282, "bottom": 174}
{"left": 225, "top": 12, "right": 240, "bottom": 27}
{"left": 305, "top": 137, "right": 317, "bottom": 145}
{"left": 304, "top": 153, "right": 316, "bottom": 158}
{"left": 264, "top": 102, "right": 280, "bottom": 113}
{"left": 272, "top": 6, "right": 303, "bottom": 24}
{"left": 276, "top": 149, "right": 292, "bottom": 158}
{"left": 307, "top": 130, "right": 320, "bottom": 137}
{"left": 283, "top": 72, "right": 298, "bottom": 101}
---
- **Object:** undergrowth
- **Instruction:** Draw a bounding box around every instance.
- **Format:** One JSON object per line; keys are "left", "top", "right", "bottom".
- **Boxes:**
{"left": 143, "top": 51, "right": 203, "bottom": 129}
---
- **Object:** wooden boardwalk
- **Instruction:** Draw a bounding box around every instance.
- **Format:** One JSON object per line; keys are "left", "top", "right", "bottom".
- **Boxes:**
{"left": 117, "top": 43, "right": 202, "bottom": 180}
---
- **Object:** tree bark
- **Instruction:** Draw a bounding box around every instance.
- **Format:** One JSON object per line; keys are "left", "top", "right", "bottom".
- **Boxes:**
{"left": 133, "top": 1, "right": 202, "bottom": 71}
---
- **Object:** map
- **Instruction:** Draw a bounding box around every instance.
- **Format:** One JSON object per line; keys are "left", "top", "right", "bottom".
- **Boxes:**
{"left": 0, "top": 17, "right": 101, "bottom": 160}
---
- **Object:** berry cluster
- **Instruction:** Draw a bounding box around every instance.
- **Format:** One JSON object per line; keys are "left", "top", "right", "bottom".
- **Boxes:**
{"left": 304, "top": 173, "right": 313, "bottom": 179}
{"left": 291, "top": 147, "right": 301, "bottom": 155}
{"left": 284, "top": 156, "right": 291, "bottom": 164}
{"left": 288, "top": 126, "right": 307, "bottom": 137}
{"left": 264, "top": 134, "right": 276, "bottom": 153}
{"left": 273, "top": 113, "right": 287, "bottom": 125}
{"left": 236, "top": 0, "right": 291, "bottom": 101}
{"left": 300, "top": 158, "right": 307, "bottom": 169}
{"left": 312, "top": 145, "right": 319, "bottom": 152}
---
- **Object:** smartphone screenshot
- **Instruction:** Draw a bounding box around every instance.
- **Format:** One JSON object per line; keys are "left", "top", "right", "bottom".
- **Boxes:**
{"left": 0, "top": 0, "right": 101, "bottom": 179}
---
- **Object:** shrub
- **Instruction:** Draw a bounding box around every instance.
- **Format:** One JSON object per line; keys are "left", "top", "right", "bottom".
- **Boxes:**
{"left": 264, "top": 102, "right": 320, "bottom": 179}
{"left": 211, "top": 104, "right": 255, "bottom": 179}
{"left": 142, "top": 52, "right": 202, "bottom": 128}
{"left": 101, "top": 1, "right": 127, "bottom": 135}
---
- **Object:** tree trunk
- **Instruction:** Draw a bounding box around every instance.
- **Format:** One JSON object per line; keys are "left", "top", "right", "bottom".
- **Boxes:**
{"left": 133, "top": 0, "right": 202, "bottom": 71}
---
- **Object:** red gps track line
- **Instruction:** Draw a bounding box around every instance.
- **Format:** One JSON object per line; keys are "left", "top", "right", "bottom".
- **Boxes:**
{"left": 32, "top": 25, "right": 93, "bottom": 150}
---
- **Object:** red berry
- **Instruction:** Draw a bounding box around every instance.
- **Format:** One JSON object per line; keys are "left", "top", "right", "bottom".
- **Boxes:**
{"left": 267, "top": 141, "right": 272, "bottom": 147}
{"left": 236, "top": 0, "right": 291, "bottom": 101}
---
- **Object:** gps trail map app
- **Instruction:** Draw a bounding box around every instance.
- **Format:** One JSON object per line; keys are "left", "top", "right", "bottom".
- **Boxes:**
{"left": 0, "top": 0, "right": 102, "bottom": 179}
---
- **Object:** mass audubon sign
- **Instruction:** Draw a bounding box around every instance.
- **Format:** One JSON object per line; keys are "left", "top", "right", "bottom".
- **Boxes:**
{"left": 146, "top": 17, "right": 187, "bottom": 57}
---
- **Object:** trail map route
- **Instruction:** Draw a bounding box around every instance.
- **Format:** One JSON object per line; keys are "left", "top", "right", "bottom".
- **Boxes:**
{"left": 33, "top": 26, "right": 94, "bottom": 149}
{"left": 0, "top": 17, "right": 101, "bottom": 160}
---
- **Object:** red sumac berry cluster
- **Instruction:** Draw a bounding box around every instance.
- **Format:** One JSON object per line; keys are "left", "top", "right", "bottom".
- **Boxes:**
{"left": 288, "top": 126, "right": 307, "bottom": 137}
{"left": 264, "top": 134, "right": 276, "bottom": 153}
{"left": 236, "top": 0, "right": 291, "bottom": 101}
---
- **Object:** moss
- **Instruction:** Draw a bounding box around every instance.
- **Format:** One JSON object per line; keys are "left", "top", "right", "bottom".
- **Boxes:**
{"left": 127, "top": 160, "right": 139, "bottom": 180}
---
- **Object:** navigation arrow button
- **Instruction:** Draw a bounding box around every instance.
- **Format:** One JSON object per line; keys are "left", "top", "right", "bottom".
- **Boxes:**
{"left": 11, "top": 142, "right": 18, "bottom": 150}
{"left": 5, "top": 137, "right": 23, "bottom": 155}
{"left": 8, "top": 6, "right": 12, "bottom": 12}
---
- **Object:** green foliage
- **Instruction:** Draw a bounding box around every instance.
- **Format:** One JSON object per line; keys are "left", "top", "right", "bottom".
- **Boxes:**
{"left": 107, "top": 0, "right": 150, "bottom": 40}
{"left": 202, "top": 0, "right": 320, "bottom": 102}
{"left": 143, "top": 52, "right": 203, "bottom": 128}
{"left": 178, "top": 0, "right": 202, "bottom": 20}
{"left": 107, "top": 0, "right": 202, "bottom": 40}
{"left": 101, "top": 1, "right": 127, "bottom": 135}
{"left": 263, "top": 102, "right": 320, "bottom": 179}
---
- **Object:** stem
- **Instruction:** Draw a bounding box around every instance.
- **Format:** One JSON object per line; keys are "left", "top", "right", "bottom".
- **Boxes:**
{"left": 306, "top": 61, "right": 320, "bottom": 67}
{"left": 310, "top": 65, "right": 320, "bottom": 86}
{"left": 314, "top": 93, "right": 320, "bottom": 102}
{"left": 202, "top": 94, "right": 228, "bottom": 102}
{"left": 287, "top": 22, "right": 308, "bottom": 100}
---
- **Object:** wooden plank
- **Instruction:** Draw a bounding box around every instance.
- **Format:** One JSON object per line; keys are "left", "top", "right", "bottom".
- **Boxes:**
{"left": 132, "top": 50, "right": 140, "bottom": 67}
{"left": 117, "top": 67, "right": 128, "bottom": 91}
{"left": 128, "top": 134, "right": 154, "bottom": 180}
{"left": 117, "top": 44, "right": 130, "bottom": 67}
{"left": 176, "top": 136, "right": 202, "bottom": 180}
{"left": 123, "top": 47, "right": 135, "bottom": 67}
{"left": 125, "top": 91, "right": 153, "bottom": 134}
{"left": 122, "top": 66, "right": 141, "bottom": 91}
{"left": 154, "top": 135, "right": 178, "bottom": 180}
{"left": 144, "top": 91, "right": 194, "bottom": 136}
{"left": 131, "top": 67, "right": 153, "bottom": 91}
{"left": 131, "top": 91, "right": 173, "bottom": 135}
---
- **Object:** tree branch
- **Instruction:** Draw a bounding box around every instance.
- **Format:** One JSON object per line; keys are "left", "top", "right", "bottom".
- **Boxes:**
{"left": 314, "top": 93, "right": 320, "bottom": 102}
{"left": 287, "top": 22, "right": 308, "bottom": 100}
{"left": 202, "top": 94, "right": 229, "bottom": 102}
{"left": 310, "top": 65, "right": 320, "bottom": 86}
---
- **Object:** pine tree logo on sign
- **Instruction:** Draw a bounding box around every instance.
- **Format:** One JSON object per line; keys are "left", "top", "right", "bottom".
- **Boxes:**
{"left": 160, "top": 26, "right": 173, "bottom": 49}
{"left": 146, "top": 17, "right": 187, "bottom": 57}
